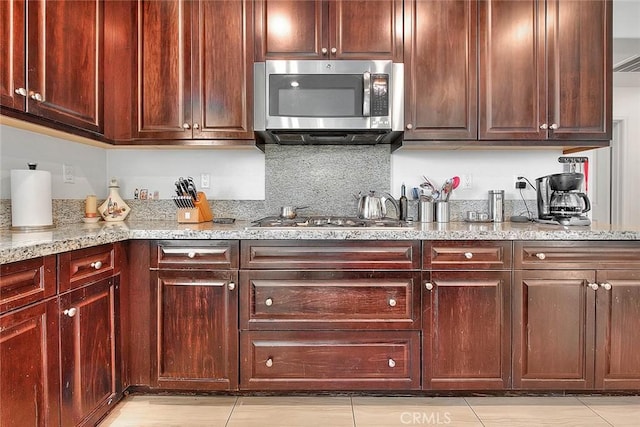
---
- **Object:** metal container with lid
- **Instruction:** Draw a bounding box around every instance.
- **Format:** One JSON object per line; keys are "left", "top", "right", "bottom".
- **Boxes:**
{"left": 488, "top": 190, "right": 505, "bottom": 222}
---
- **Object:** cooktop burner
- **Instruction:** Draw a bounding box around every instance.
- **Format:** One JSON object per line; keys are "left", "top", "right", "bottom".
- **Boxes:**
{"left": 251, "top": 216, "right": 409, "bottom": 228}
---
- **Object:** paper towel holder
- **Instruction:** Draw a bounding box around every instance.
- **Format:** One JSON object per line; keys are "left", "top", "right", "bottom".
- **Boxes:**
{"left": 10, "top": 163, "right": 56, "bottom": 232}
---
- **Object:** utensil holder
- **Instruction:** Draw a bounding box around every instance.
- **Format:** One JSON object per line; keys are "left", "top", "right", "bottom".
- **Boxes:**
{"left": 419, "top": 200, "right": 434, "bottom": 222}
{"left": 176, "top": 192, "right": 213, "bottom": 223}
{"left": 435, "top": 201, "right": 450, "bottom": 223}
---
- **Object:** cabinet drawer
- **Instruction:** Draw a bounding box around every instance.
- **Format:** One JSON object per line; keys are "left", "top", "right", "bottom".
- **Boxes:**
{"left": 241, "top": 240, "right": 420, "bottom": 270}
{"left": 515, "top": 241, "right": 640, "bottom": 270}
{"left": 240, "top": 331, "right": 420, "bottom": 390}
{"left": 58, "top": 244, "right": 116, "bottom": 292}
{"left": 424, "top": 241, "right": 512, "bottom": 270}
{"left": 152, "top": 240, "right": 239, "bottom": 270}
{"left": 1, "top": 256, "right": 56, "bottom": 313}
{"left": 240, "top": 271, "right": 421, "bottom": 330}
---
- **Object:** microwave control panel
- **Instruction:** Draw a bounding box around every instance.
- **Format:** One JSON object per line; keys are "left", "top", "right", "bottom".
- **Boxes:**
{"left": 371, "top": 74, "right": 389, "bottom": 117}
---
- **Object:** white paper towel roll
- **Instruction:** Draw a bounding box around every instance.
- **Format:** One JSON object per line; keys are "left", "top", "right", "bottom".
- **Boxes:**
{"left": 11, "top": 169, "right": 53, "bottom": 229}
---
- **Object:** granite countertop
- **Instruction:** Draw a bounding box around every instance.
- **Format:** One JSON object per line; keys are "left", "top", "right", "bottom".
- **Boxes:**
{"left": 2, "top": 219, "right": 640, "bottom": 265}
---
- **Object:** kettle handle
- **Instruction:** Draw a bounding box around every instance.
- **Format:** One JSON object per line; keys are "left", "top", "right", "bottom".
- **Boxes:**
{"left": 578, "top": 192, "right": 591, "bottom": 213}
{"left": 382, "top": 193, "right": 400, "bottom": 219}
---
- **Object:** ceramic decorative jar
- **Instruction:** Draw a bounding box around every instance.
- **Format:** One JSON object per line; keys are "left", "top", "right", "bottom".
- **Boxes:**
{"left": 98, "top": 178, "right": 130, "bottom": 222}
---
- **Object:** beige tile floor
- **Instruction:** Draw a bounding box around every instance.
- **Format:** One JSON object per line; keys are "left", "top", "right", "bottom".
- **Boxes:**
{"left": 99, "top": 395, "right": 640, "bottom": 427}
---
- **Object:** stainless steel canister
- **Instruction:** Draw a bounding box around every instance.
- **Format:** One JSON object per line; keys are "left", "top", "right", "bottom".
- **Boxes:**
{"left": 435, "top": 201, "right": 450, "bottom": 223}
{"left": 488, "top": 190, "right": 505, "bottom": 222}
{"left": 419, "top": 200, "right": 434, "bottom": 222}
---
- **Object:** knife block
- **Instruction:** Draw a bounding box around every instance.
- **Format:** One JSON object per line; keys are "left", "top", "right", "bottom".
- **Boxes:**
{"left": 176, "top": 192, "right": 213, "bottom": 223}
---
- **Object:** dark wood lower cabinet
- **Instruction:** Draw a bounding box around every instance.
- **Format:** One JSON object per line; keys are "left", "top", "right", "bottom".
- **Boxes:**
{"left": 152, "top": 270, "right": 238, "bottom": 390}
{"left": 423, "top": 271, "right": 511, "bottom": 390}
{"left": 0, "top": 299, "right": 60, "bottom": 427}
{"left": 240, "top": 330, "right": 420, "bottom": 390}
{"left": 59, "top": 277, "right": 118, "bottom": 427}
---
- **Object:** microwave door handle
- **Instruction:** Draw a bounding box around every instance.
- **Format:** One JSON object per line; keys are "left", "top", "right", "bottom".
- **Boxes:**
{"left": 362, "top": 71, "right": 371, "bottom": 117}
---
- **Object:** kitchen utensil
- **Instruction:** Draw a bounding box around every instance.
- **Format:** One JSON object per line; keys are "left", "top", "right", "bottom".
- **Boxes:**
{"left": 442, "top": 179, "right": 454, "bottom": 202}
{"left": 279, "top": 206, "right": 308, "bottom": 219}
{"left": 356, "top": 191, "right": 400, "bottom": 220}
{"left": 452, "top": 176, "right": 460, "bottom": 189}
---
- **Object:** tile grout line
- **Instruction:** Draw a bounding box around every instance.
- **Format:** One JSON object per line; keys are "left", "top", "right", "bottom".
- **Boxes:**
{"left": 224, "top": 395, "right": 239, "bottom": 427}
{"left": 575, "top": 396, "right": 616, "bottom": 427}
{"left": 463, "top": 397, "right": 487, "bottom": 427}
{"left": 350, "top": 395, "right": 357, "bottom": 427}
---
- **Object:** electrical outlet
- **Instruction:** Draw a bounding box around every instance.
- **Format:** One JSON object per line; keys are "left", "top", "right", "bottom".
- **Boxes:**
{"left": 63, "top": 164, "right": 75, "bottom": 184}
{"left": 200, "top": 173, "right": 210, "bottom": 189}
{"left": 461, "top": 174, "right": 472, "bottom": 189}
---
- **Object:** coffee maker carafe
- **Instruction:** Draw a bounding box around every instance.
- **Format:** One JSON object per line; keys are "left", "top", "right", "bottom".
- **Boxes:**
{"left": 536, "top": 173, "right": 591, "bottom": 225}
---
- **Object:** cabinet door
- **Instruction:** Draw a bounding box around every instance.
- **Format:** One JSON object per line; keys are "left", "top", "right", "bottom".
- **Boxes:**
{"left": 60, "top": 278, "right": 117, "bottom": 427}
{"left": 1, "top": 299, "right": 60, "bottom": 427}
{"left": 479, "top": 0, "right": 546, "bottom": 140}
{"left": 595, "top": 270, "right": 640, "bottom": 390}
{"left": 135, "top": 0, "right": 193, "bottom": 140}
{"left": 329, "top": 0, "right": 402, "bottom": 61}
{"left": 0, "top": 0, "right": 26, "bottom": 110}
{"left": 423, "top": 271, "right": 511, "bottom": 390}
{"left": 404, "top": 0, "right": 477, "bottom": 140}
{"left": 193, "top": 0, "right": 254, "bottom": 139}
{"left": 255, "top": 0, "right": 325, "bottom": 60}
{"left": 546, "top": 0, "right": 611, "bottom": 141}
{"left": 153, "top": 270, "right": 238, "bottom": 390}
{"left": 27, "top": 0, "right": 103, "bottom": 133}
{"left": 513, "top": 270, "right": 596, "bottom": 389}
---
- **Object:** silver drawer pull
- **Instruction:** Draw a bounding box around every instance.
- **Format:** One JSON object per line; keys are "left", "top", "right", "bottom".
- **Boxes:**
{"left": 388, "top": 358, "right": 396, "bottom": 368}
{"left": 388, "top": 298, "right": 397, "bottom": 307}
{"left": 464, "top": 252, "right": 473, "bottom": 259}
{"left": 588, "top": 283, "right": 599, "bottom": 291}
{"left": 228, "top": 282, "right": 235, "bottom": 291}
{"left": 424, "top": 282, "right": 434, "bottom": 291}
{"left": 600, "top": 282, "right": 612, "bottom": 291}
{"left": 90, "top": 261, "right": 102, "bottom": 269}
{"left": 265, "top": 297, "right": 273, "bottom": 307}
{"left": 265, "top": 358, "right": 273, "bottom": 367}
{"left": 535, "top": 253, "right": 546, "bottom": 260}
{"left": 64, "top": 308, "right": 77, "bottom": 317}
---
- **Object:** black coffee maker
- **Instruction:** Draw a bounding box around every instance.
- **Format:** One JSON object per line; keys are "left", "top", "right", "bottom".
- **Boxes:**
{"left": 536, "top": 173, "right": 591, "bottom": 225}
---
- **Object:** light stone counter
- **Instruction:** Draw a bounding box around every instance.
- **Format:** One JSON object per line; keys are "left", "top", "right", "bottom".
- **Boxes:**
{"left": 2, "top": 220, "right": 640, "bottom": 265}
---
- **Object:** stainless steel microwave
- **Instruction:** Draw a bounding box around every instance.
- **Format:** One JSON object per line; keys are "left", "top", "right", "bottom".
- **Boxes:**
{"left": 254, "top": 60, "right": 404, "bottom": 145}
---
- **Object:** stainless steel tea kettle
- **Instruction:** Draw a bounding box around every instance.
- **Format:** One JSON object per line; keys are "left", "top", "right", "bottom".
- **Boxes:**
{"left": 355, "top": 191, "right": 399, "bottom": 220}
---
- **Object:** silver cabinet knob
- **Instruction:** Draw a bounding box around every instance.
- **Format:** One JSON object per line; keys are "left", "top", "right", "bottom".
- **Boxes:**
{"left": 331, "top": 47, "right": 337, "bottom": 54}
{"left": 535, "top": 253, "right": 546, "bottom": 260}
{"left": 193, "top": 123, "right": 200, "bottom": 129}
{"left": 182, "top": 123, "right": 191, "bottom": 129}
{"left": 424, "top": 282, "right": 434, "bottom": 291}
{"left": 588, "top": 283, "right": 600, "bottom": 291}
{"left": 14, "top": 87, "right": 27, "bottom": 96}
{"left": 406, "top": 123, "right": 414, "bottom": 130}
{"left": 64, "top": 307, "right": 77, "bottom": 317}
{"left": 228, "top": 282, "right": 235, "bottom": 291}
{"left": 265, "top": 297, "right": 273, "bottom": 307}
{"left": 187, "top": 252, "right": 196, "bottom": 258}
{"left": 90, "top": 261, "right": 102, "bottom": 269}
{"left": 321, "top": 47, "right": 328, "bottom": 55}
{"left": 29, "top": 92, "right": 43, "bottom": 101}
{"left": 540, "top": 123, "right": 548, "bottom": 130}
{"left": 388, "top": 298, "right": 397, "bottom": 307}
{"left": 550, "top": 123, "right": 559, "bottom": 130}
{"left": 600, "top": 282, "right": 612, "bottom": 291}
{"left": 388, "top": 358, "right": 396, "bottom": 368}
{"left": 464, "top": 252, "right": 473, "bottom": 259}
{"left": 265, "top": 358, "right": 273, "bottom": 367}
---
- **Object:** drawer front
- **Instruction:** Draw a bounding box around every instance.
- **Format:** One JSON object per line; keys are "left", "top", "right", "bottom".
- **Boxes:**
{"left": 152, "top": 240, "right": 239, "bottom": 270}
{"left": 424, "top": 241, "right": 512, "bottom": 270}
{"left": 241, "top": 240, "right": 420, "bottom": 270}
{"left": 0, "top": 256, "right": 56, "bottom": 313}
{"left": 515, "top": 241, "right": 640, "bottom": 270}
{"left": 58, "top": 244, "right": 116, "bottom": 292}
{"left": 240, "top": 331, "right": 420, "bottom": 390}
{"left": 240, "top": 271, "right": 421, "bottom": 330}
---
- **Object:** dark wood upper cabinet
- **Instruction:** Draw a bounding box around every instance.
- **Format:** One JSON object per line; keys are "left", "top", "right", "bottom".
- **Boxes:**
{"left": 403, "top": 0, "right": 478, "bottom": 140}
{"left": 255, "top": 0, "right": 402, "bottom": 61}
{"left": 480, "top": 0, "right": 612, "bottom": 142}
{"left": 131, "top": 0, "right": 254, "bottom": 142}
{"left": 0, "top": 0, "right": 103, "bottom": 133}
